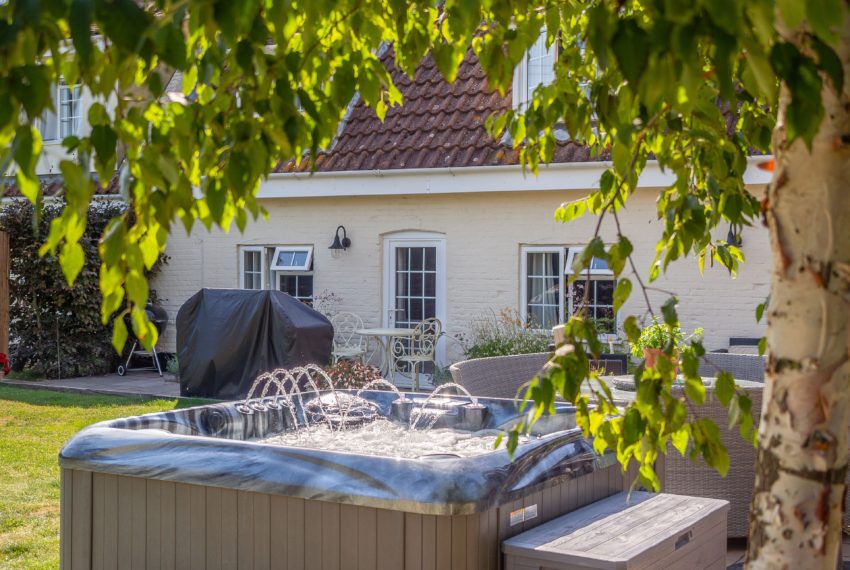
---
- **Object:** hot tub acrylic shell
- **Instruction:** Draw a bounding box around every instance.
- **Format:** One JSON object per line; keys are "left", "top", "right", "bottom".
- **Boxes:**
{"left": 59, "top": 391, "right": 628, "bottom": 570}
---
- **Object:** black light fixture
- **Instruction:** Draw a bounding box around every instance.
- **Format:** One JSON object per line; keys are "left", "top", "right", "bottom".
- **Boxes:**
{"left": 329, "top": 225, "right": 351, "bottom": 255}
{"left": 727, "top": 222, "right": 743, "bottom": 247}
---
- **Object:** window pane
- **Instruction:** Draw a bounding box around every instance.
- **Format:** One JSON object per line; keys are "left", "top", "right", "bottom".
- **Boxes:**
{"left": 424, "top": 272, "right": 436, "bottom": 297}
{"left": 424, "top": 247, "right": 436, "bottom": 271}
{"left": 571, "top": 280, "right": 586, "bottom": 308}
{"left": 297, "top": 275, "right": 313, "bottom": 298}
{"left": 590, "top": 257, "right": 610, "bottom": 271}
{"left": 395, "top": 299, "right": 408, "bottom": 322}
{"left": 409, "top": 248, "right": 423, "bottom": 271}
{"left": 410, "top": 300, "right": 423, "bottom": 321}
{"left": 396, "top": 271, "right": 408, "bottom": 296}
{"left": 292, "top": 251, "right": 308, "bottom": 267}
{"left": 280, "top": 275, "right": 296, "bottom": 296}
{"left": 410, "top": 274, "right": 423, "bottom": 297}
{"left": 424, "top": 298, "right": 436, "bottom": 319}
{"left": 596, "top": 279, "right": 614, "bottom": 305}
{"left": 396, "top": 248, "right": 409, "bottom": 271}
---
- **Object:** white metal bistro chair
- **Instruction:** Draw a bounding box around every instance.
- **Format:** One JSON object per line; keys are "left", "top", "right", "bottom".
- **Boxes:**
{"left": 390, "top": 317, "right": 442, "bottom": 390}
{"left": 331, "top": 312, "right": 367, "bottom": 364}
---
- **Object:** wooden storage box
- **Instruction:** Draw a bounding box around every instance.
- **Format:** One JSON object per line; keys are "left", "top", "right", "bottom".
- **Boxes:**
{"left": 502, "top": 492, "right": 728, "bottom": 570}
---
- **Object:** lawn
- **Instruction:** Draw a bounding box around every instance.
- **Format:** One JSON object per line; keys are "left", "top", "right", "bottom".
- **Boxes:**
{"left": 0, "top": 385, "right": 204, "bottom": 569}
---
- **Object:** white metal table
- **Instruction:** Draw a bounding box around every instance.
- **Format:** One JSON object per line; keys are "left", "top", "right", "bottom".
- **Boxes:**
{"left": 355, "top": 327, "right": 416, "bottom": 378}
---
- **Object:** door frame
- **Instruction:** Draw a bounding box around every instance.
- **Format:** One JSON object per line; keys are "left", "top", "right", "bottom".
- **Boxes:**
{"left": 382, "top": 232, "right": 447, "bottom": 365}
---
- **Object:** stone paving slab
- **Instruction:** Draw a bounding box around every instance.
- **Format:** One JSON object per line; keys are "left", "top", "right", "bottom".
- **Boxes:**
{"left": 2, "top": 371, "right": 183, "bottom": 399}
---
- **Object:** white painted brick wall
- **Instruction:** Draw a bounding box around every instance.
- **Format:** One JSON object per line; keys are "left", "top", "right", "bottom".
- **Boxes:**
{"left": 152, "top": 187, "right": 771, "bottom": 363}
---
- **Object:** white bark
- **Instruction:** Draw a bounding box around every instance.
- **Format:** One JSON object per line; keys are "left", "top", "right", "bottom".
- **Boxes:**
{"left": 746, "top": 14, "right": 850, "bottom": 569}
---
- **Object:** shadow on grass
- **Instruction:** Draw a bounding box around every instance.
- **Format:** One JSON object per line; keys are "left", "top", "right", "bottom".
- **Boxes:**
{"left": 0, "top": 384, "right": 209, "bottom": 410}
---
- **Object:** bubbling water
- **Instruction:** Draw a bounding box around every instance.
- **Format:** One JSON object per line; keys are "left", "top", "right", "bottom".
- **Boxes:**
{"left": 260, "top": 419, "right": 520, "bottom": 459}
{"left": 239, "top": 364, "right": 507, "bottom": 456}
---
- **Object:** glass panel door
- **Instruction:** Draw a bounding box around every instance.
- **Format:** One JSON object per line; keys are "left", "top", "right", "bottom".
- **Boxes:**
{"left": 384, "top": 235, "right": 446, "bottom": 371}
{"left": 393, "top": 246, "right": 437, "bottom": 330}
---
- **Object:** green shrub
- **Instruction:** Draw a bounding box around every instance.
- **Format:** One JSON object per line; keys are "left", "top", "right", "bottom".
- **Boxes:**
{"left": 0, "top": 200, "right": 167, "bottom": 379}
{"left": 460, "top": 309, "right": 552, "bottom": 359}
{"left": 629, "top": 318, "right": 704, "bottom": 358}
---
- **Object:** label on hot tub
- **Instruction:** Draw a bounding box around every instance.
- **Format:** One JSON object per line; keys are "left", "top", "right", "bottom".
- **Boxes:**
{"left": 509, "top": 504, "right": 539, "bottom": 526}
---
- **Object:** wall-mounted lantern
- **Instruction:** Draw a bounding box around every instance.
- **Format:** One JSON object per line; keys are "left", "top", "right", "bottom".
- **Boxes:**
{"left": 329, "top": 226, "right": 351, "bottom": 257}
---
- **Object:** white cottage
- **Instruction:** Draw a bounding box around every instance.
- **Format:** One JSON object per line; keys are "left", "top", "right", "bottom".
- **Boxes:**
{"left": 150, "top": 48, "right": 772, "bottom": 364}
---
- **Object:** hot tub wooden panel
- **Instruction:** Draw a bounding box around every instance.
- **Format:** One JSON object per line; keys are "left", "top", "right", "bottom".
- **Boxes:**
{"left": 61, "top": 463, "right": 628, "bottom": 570}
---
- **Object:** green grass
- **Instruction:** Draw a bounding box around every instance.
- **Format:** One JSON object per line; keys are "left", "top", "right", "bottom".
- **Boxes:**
{"left": 0, "top": 385, "right": 205, "bottom": 569}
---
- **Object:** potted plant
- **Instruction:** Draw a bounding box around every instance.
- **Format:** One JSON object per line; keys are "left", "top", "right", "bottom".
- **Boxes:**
{"left": 629, "top": 319, "right": 703, "bottom": 370}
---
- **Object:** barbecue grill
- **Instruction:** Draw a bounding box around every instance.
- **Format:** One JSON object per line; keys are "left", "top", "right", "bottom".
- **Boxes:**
{"left": 117, "top": 303, "right": 169, "bottom": 377}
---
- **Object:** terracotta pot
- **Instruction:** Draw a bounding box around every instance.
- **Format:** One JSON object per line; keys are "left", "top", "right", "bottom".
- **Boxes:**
{"left": 643, "top": 348, "right": 678, "bottom": 373}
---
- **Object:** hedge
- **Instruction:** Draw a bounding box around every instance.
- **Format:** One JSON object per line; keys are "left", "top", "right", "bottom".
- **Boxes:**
{"left": 0, "top": 200, "right": 166, "bottom": 379}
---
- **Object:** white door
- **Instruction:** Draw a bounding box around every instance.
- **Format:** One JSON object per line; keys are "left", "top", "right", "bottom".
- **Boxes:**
{"left": 383, "top": 233, "right": 447, "bottom": 366}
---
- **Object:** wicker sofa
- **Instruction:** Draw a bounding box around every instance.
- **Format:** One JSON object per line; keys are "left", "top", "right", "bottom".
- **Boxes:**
{"left": 449, "top": 352, "right": 550, "bottom": 399}
{"left": 664, "top": 384, "right": 763, "bottom": 537}
{"left": 697, "top": 352, "right": 766, "bottom": 382}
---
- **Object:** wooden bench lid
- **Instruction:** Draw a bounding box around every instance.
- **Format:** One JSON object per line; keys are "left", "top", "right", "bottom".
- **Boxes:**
{"left": 502, "top": 492, "right": 729, "bottom": 566}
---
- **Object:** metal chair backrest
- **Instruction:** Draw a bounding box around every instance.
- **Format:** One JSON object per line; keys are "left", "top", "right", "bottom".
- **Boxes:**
{"left": 331, "top": 312, "right": 365, "bottom": 351}
{"left": 408, "top": 317, "right": 442, "bottom": 358}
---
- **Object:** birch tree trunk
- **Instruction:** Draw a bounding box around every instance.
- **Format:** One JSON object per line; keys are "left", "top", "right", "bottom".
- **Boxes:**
{"left": 746, "top": 13, "right": 850, "bottom": 569}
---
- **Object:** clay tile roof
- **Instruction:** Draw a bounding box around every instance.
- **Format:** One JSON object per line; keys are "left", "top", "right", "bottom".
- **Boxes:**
{"left": 3, "top": 173, "right": 119, "bottom": 198}
{"left": 277, "top": 47, "right": 595, "bottom": 174}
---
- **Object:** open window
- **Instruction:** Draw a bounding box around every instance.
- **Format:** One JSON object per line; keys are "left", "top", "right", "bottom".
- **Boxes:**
{"left": 519, "top": 246, "right": 618, "bottom": 335}
{"left": 269, "top": 246, "right": 313, "bottom": 272}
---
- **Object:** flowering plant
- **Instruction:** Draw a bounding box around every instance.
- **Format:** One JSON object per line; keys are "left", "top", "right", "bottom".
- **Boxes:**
{"left": 323, "top": 360, "right": 383, "bottom": 390}
{"left": 0, "top": 353, "right": 9, "bottom": 376}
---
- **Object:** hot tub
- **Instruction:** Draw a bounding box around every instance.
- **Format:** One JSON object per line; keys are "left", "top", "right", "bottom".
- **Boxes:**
{"left": 59, "top": 388, "right": 626, "bottom": 569}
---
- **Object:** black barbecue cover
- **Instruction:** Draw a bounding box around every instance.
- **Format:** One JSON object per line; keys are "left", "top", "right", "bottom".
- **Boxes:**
{"left": 177, "top": 289, "right": 333, "bottom": 399}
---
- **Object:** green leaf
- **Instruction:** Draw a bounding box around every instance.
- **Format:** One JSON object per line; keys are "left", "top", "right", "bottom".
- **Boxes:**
{"left": 758, "top": 337, "right": 767, "bottom": 356}
{"left": 811, "top": 38, "right": 844, "bottom": 94}
{"left": 112, "top": 316, "right": 129, "bottom": 353}
{"left": 806, "top": 0, "right": 843, "bottom": 45}
{"left": 623, "top": 316, "right": 641, "bottom": 343}
{"left": 59, "top": 242, "right": 85, "bottom": 285}
{"left": 684, "top": 376, "right": 706, "bottom": 405}
{"left": 777, "top": 0, "right": 805, "bottom": 28}
{"left": 671, "top": 428, "right": 689, "bottom": 456}
{"left": 661, "top": 297, "right": 679, "bottom": 327}
{"left": 555, "top": 199, "right": 587, "bottom": 223}
{"left": 612, "top": 19, "right": 649, "bottom": 87}
{"left": 715, "top": 371, "right": 735, "bottom": 406}
{"left": 70, "top": 0, "right": 94, "bottom": 65}
{"left": 613, "top": 279, "right": 632, "bottom": 313}
{"left": 755, "top": 302, "right": 766, "bottom": 323}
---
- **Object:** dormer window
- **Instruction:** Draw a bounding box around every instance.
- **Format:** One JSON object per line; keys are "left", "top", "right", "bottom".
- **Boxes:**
{"left": 513, "top": 30, "right": 557, "bottom": 110}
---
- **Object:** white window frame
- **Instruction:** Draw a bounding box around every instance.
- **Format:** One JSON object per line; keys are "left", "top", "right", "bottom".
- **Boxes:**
{"left": 565, "top": 247, "right": 617, "bottom": 337}
{"left": 564, "top": 247, "right": 614, "bottom": 277}
{"left": 59, "top": 81, "right": 82, "bottom": 139}
{"left": 512, "top": 29, "right": 557, "bottom": 110}
{"left": 269, "top": 246, "right": 313, "bottom": 271}
{"left": 520, "top": 245, "right": 619, "bottom": 336}
{"left": 239, "top": 246, "right": 266, "bottom": 290}
{"left": 519, "top": 245, "right": 566, "bottom": 330}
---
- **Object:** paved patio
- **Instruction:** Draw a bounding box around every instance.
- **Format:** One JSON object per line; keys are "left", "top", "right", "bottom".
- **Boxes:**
{"left": 2, "top": 371, "right": 182, "bottom": 399}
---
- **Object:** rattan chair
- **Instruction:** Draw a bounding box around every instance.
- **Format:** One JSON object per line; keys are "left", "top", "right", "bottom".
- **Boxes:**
{"left": 391, "top": 317, "right": 442, "bottom": 390}
{"left": 449, "top": 352, "right": 551, "bottom": 399}
{"left": 330, "top": 312, "right": 367, "bottom": 364}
